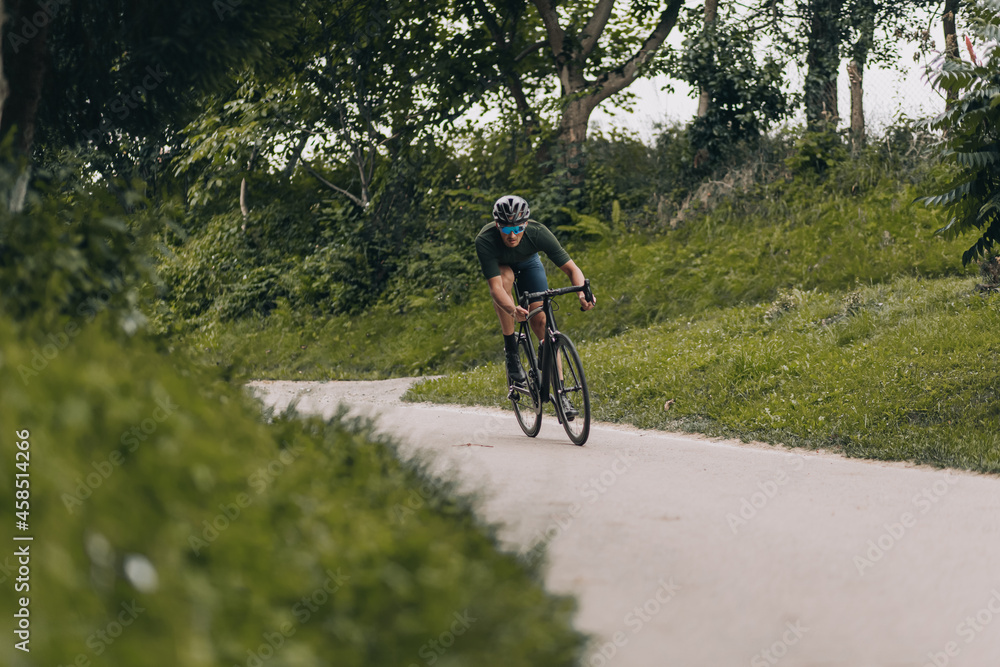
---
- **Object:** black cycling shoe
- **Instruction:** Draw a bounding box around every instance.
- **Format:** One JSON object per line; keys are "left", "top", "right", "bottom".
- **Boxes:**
{"left": 506, "top": 353, "right": 527, "bottom": 385}
{"left": 559, "top": 394, "right": 579, "bottom": 420}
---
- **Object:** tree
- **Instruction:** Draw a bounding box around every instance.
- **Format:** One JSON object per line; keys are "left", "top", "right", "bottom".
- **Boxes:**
{"left": 841, "top": 0, "right": 939, "bottom": 148}
{"left": 471, "top": 0, "right": 685, "bottom": 187}
{"left": 0, "top": 0, "right": 7, "bottom": 125}
{"left": 919, "top": 0, "right": 1000, "bottom": 265}
{"left": 845, "top": 0, "right": 876, "bottom": 149}
{"left": 168, "top": 0, "right": 494, "bottom": 311}
{"left": 671, "top": 4, "right": 792, "bottom": 162}
{"left": 1, "top": 0, "right": 298, "bottom": 193}
{"left": 465, "top": 0, "right": 551, "bottom": 137}
{"left": 174, "top": 0, "right": 490, "bottom": 210}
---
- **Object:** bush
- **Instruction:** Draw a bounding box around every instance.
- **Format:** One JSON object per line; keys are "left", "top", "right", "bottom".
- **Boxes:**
{"left": 918, "top": 0, "right": 1000, "bottom": 264}
{"left": 0, "top": 318, "right": 587, "bottom": 666}
{"left": 784, "top": 125, "right": 848, "bottom": 177}
{"left": 0, "top": 160, "right": 155, "bottom": 332}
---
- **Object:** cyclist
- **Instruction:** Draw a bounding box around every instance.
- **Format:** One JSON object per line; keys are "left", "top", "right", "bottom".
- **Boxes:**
{"left": 475, "top": 194, "right": 596, "bottom": 415}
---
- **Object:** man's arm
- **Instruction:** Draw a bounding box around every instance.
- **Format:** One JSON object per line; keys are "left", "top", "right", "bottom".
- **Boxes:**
{"left": 559, "top": 259, "right": 596, "bottom": 311}
{"left": 487, "top": 276, "right": 529, "bottom": 321}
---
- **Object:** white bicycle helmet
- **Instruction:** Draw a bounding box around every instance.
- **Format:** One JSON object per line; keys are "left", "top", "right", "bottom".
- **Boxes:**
{"left": 492, "top": 195, "right": 530, "bottom": 225}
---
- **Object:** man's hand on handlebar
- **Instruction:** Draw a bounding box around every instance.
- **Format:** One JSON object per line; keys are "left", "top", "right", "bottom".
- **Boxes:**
{"left": 514, "top": 305, "right": 529, "bottom": 322}
{"left": 578, "top": 292, "right": 596, "bottom": 311}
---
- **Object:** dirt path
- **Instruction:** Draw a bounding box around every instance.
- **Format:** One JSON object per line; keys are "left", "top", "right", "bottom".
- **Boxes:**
{"left": 248, "top": 379, "right": 1000, "bottom": 667}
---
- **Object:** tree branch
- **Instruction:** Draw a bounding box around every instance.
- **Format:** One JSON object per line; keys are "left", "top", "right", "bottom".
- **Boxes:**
{"left": 515, "top": 39, "right": 548, "bottom": 62}
{"left": 590, "top": 0, "right": 683, "bottom": 106}
{"left": 579, "top": 0, "right": 616, "bottom": 58}
{"left": 301, "top": 159, "right": 365, "bottom": 207}
{"left": 468, "top": 0, "right": 540, "bottom": 127}
{"left": 473, "top": 0, "right": 507, "bottom": 48}
{"left": 283, "top": 132, "right": 310, "bottom": 178}
{"left": 531, "top": 0, "right": 566, "bottom": 65}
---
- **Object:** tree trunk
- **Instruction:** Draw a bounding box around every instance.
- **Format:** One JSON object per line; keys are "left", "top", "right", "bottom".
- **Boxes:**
{"left": 804, "top": 0, "right": 843, "bottom": 127}
{"left": 847, "top": 60, "right": 864, "bottom": 151}
{"left": 846, "top": 0, "right": 874, "bottom": 151}
{"left": 942, "top": 0, "right": 960, "bottom": 108}
{"left": 697, "top": 0, "right": 719, "bottom": 118}
{"left": 558, "top": 96, "right": 596, "bottom": 188}
{"left": 0, "top": 0, "right": 8, "bottom": 128}
{"left": 239, "top": 177, "right": 249, "bottom": 229}
{"left": 0, "top": 0, "right": 50, "bottom": 159}
{"left": 283, "top": 133, "right": 310, "bottom": 178}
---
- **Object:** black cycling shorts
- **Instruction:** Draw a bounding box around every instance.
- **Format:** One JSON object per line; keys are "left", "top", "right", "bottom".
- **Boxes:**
{"left": 507, "top": 254, "right": 549, "bottom": 303}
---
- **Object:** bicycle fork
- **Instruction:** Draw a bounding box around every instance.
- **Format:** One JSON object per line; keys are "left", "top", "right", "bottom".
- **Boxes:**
{"left": 537, "top": 331, "right": 562, "bottom": 405}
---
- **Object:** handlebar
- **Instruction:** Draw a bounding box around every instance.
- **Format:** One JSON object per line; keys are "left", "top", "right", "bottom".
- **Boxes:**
{"left": 520, "top": 279, "right": 594, "bottom": 315}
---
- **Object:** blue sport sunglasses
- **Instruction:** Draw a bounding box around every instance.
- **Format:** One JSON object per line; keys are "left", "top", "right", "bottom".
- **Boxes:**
{"left": 499, "top": 223, "right": 527, "bottom": 234}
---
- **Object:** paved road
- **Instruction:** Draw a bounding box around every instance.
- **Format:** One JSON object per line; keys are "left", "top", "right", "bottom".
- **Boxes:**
{"left": 249, "top": 379, "right": 1000, "bottom": 667}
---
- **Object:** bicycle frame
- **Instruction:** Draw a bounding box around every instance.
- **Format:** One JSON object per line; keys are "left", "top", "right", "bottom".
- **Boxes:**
{"left": 514, "top": 279, "right": 592, "bottom": 406}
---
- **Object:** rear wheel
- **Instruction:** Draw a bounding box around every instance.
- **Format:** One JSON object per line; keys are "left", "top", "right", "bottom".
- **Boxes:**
{"left": 511, "top": 333, "right": 542, "bottom": 437}
{"left": 551, "top": 334, "right": 590, "bottom": 445}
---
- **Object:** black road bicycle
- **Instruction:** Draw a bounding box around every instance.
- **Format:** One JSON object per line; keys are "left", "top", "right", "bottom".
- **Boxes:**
{"left": 507, "top": 278, "right": 594, "bottom": 445}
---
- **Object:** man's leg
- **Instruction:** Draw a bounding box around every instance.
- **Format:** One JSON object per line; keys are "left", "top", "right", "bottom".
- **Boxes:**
{"left": 528, "top": 302, "right": 545, "bottom": 342}
{"left": 493, "top": 266, "right": 526, "bottom": 385}
{"left": 492, "top": 265, "right": 517, "bottom": 335}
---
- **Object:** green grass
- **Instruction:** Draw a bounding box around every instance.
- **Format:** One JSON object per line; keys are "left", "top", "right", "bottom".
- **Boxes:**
{"left": 407, "top": 276, "right": 1000, "bottom": 473}
{"left": 172, "top": 296, "right": 502, "bottom": 379}
{"left": 1, "top": 318, "right": 586, "bottom": 666}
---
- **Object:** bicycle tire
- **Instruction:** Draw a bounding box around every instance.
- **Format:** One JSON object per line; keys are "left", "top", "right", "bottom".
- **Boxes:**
{"left": 551, "top": 334, "right": 590, "bottom": 445}
{"left": 511, "top": 333, "right": 542, "bottom": 437}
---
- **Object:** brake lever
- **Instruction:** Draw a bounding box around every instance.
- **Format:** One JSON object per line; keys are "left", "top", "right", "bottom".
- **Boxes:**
{"left": 580, "top": 279, "right": 594, "bottom": 311}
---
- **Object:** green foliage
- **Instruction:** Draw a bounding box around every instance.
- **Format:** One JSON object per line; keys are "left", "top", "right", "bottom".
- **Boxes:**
{"left": 19, "top": 0, "right": 302, "bottom": 188}
{"left": 671, "top": 6, "right": 793, "bottom": 159}
{"left": 156, "top": 199, "right": 325, "bottom": 323}
{"left": 784, "top": 125, "right": 849, "bottom": 176}
{"left": 0, "top": 158, "right": 155, "bottom": 332}
{"left": 0, "top": 320, "right": 586, "bottom": 665}
{"left": 579, "top": 124, "right": 708, "bottom": 229}
{"left": 919, "top": 0, "right": 1000, "bottom": 264}
{"left": 449, "top": 114, "right": 548, "bottom": 194}
{"left": 555, "top": 207, "right": 607, "bottom": 239}
{"left": 157, "top": 137, "right": 489, "bottom": 324}
{"left": 409, "top": 275, "right": 1000, "bottom": 472}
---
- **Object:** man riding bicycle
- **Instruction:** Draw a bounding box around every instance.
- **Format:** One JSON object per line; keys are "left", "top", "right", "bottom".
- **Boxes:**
{"left": 475, "top": 194, "right": 596, "bottom": 415}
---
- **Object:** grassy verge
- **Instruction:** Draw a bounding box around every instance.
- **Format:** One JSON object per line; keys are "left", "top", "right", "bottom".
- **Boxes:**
{"left": 170, "top": 297, "right": 501, "bottom": 380}
{"left": 1, "top": 318, "right": 586, "bottom": 666}
{"left": 407, "top": 276, "right": 1000, "bottom": 473}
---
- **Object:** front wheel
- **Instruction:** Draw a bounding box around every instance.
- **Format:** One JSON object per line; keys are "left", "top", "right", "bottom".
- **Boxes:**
{"left": 511, "top": 333, "right": 542, "bottom": 437}
{"left": 551, "top": 334, "right": 590, "bottom": 445}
